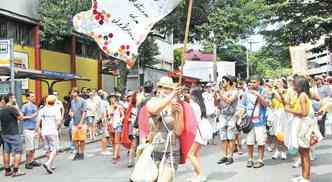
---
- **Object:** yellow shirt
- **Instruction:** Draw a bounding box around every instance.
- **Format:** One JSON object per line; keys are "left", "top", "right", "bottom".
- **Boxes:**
{"left": 292, "top": 94, "right": 312, "bottom": 117}
{"left": 271, "top": 90, "right": 286, "bottom": 109}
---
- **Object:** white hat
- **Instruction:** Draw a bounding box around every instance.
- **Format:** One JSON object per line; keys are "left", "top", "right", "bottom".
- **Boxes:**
{"left": 157, "top": 76, "right": 176, "bottom": 89}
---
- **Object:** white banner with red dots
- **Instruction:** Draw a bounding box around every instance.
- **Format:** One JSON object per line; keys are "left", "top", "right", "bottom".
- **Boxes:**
{"left": 73, "top": 0, "right": 181, "bottom": 68}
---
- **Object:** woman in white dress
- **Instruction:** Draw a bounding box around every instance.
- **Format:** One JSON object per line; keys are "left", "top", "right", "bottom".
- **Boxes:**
{"left": 187, "top": 89, "right": 211, "bottom": 182}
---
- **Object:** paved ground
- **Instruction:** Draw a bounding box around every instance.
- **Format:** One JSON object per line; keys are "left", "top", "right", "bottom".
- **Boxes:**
{"left": 1, "top": 136, "right": 332, "bottom": 182}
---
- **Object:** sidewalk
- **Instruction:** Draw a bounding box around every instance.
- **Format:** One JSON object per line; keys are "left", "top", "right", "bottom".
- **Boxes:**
{"left": 0, "top": 127, "right": 101, "bottom": 170}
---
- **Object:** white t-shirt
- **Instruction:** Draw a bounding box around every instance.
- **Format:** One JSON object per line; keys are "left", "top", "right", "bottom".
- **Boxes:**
{"left": 86, "top": 99, "right": 97, "bottom": 117}
{"left": 38, "top": 106, "right": 61, "bottom": 135}
{"left": 55, "top": 100, "right": 64, "bottom": 115}
{"left": 203, "top": 91, "right": 215, "bottom": 116}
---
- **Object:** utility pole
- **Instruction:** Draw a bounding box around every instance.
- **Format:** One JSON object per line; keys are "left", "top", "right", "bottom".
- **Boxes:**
{"left": 246, "top": 39, "right": 259, "bottom": 80}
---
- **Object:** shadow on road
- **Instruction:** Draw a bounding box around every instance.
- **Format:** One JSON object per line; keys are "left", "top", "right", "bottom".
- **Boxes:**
{"left": 312, "top": 172, "right": 332, "bottom": 182}
{"left": 311, "top": 153, "right": 332, "bottom": 167}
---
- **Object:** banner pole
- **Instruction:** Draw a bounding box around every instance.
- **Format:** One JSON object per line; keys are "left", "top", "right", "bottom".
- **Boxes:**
{"left": 179, "top": 0, "right": 193, "bottom": 84}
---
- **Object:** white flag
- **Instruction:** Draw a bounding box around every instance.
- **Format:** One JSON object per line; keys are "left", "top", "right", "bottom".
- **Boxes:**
{"left": 73, "top": 0, "right": 181, "bottom": 68}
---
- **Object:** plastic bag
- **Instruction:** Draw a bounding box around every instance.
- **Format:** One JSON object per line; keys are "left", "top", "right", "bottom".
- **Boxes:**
{"left": 157, "top": 132, "right": 175, "bottom": 182}
{"left": 298, "top": 117, "right": 323, "bottom": 148}
{"left": 198, "top": 118, "right": 213, "bottom": 140}
{"left": 130, "top": 144, "right": 158, "bottom": 182}
{"left": 284, "top": 115, "right": 300, "bottom": 153}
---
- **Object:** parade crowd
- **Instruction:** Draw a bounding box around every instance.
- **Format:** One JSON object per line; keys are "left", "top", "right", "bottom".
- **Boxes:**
{"left": 0, "top": 74, "right": 332, "bottom": 182}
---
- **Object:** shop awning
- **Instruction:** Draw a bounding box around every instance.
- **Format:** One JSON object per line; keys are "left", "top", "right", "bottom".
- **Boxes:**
{"left": 0, "top": 65, "right": 90, "bottom": 81}
{"left": 168, "top": 70, "right": 201, "bottom": 86}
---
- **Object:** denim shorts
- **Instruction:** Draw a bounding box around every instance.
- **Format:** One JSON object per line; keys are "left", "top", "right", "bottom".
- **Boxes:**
{"left": 2, "top": 134, "right": 23, "bottom": 154}
{"left": 85, "top": 116, "right": 96, "bottom": 126}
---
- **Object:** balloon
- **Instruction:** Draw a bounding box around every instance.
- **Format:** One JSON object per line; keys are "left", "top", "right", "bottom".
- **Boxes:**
{"left": 275, "top": 132, "right": 285, "bottom": 142}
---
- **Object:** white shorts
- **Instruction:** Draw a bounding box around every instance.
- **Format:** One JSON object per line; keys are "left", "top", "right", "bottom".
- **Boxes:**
{"left": 246, "top": 126, "right": 267, "bottom": 146}
{"left": 23, "top": 129, "right": 38, "bottom": 151}
{"left": 42, "top": 135, "right": 59, "bottom": 152}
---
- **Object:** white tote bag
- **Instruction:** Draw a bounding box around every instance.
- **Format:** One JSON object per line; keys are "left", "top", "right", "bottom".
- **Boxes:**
{"left": 130, "top": 144, "right": 158, "bottom": 182}
{"left": 157, "top": 132, "right": 175, "bottom": 182}
{"left": 199, "top": 118, "right": 213, "bottom": 140}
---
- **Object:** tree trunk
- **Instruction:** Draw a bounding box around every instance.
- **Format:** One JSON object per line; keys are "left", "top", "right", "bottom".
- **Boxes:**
{"left": 118, "top": 61, "right": 129, "bottom": 95}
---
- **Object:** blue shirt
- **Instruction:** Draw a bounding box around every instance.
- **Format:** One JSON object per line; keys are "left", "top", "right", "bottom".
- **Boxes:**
{"left": 21, "top": 102, "right": 38, "bottom": 129}
{"left": 240, "top": 87, "right": 268, "bottom": 127}
{"left": 71, "top": 98, "right": 87, "bottom": 125}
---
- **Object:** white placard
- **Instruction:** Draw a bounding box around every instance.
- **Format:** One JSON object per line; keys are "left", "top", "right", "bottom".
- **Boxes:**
{"left": 73, "top": 0, "right": 181, "bottom": 68}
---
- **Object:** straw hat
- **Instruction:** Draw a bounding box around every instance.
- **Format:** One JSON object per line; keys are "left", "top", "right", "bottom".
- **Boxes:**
{"left": 157, "top": 76, "right": 176, "bottom": 89}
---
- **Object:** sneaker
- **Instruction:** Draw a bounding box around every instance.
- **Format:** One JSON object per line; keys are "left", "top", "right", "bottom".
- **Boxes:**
{"left": 281, "top": 152, "right": 287, "bottom": 160}
{"left": 31, "top": 161, "right": 41, "bottom": 167}
{"left": 4, "top": 168, "right": 13, "bottom": 177}
{"left": 12, "top": 170, "right": 26, "bottom": 177}
{"left": 291, "top": 176, "right": 303, "bottom": 182}
{"left": 79, "top": 153, "right": 84, "bottom": 160}
{"left": 272, "top": 150, "right": 280, "bottom": 160}
{"left": 72, "top": 153, "right": 80, "bottom": 161}
{"left": 101, "top": 151, "right": 112, "bottom": 155}
{"left": 253, "top": 161, "right": 264, "bottom": 168}
{"left": 127, "top": 163, "right": 134, "bottom": 168}
{"left": 25, "top": 163, "right": 33, "bottom": 169}
{"left": 292, "top": 159, "right": 301, "bottom": 168}
{"left": 267, "top": 146, "right": 273, "bottom": 152}
{"left": 42, "top": 164, "right": 53, "bottom": 174}
{"left": 186, "top": 175, "right": 197, "bottom": 182}
{"left": 217, "top": 157, "right": 228, "bottom": 164}
{"left": 246, "top": 160, "right": 254, "bottom": 168}
{"left": 196, "top": 175, "right": 207, "bottom": 182}
{"left": 225, "top": 158, "right": 234, "bottom": 165}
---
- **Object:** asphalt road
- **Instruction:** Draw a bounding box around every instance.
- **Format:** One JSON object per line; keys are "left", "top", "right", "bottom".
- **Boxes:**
{"left": 1, "top": 136, "right": 332, "bottom": 182}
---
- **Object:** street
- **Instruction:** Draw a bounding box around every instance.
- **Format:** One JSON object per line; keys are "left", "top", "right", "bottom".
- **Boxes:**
{"left": 1, "top": 136, "right": 332, "bottom": 182}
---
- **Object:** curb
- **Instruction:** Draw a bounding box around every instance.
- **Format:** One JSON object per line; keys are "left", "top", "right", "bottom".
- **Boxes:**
{"left": 0, "top": 139, "right": 101, "bottom": 171}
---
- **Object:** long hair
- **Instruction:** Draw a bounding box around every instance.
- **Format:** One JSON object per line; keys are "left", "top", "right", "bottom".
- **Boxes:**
{"left": 130, "top": 92, "right": 137, "bottom": 106}
{"left": 191, "top": 89, "right": 207, "bottom": 119}
{"left": 294, "top": 76, "right": 311, "bottom": 97}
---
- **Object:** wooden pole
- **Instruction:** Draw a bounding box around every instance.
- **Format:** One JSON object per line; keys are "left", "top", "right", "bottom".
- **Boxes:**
{"left": 179, "top": 0, "right": 193, "bottom": 84}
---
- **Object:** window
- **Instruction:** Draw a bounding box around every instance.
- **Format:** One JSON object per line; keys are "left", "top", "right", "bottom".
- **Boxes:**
{"left": 0, "top": 18, "right": 8, "bottom": 39}
{"left": 76, "top": 41, "right": 100, "bottom": 59}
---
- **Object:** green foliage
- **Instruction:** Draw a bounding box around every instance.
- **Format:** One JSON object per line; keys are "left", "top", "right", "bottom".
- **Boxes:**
{"left": 199, "top": 0, "right": 269, "bottom": 45}
{"left": 217, "top": 40, "right": 247, "bottom": 63}
{"left": 266, "top": 0, "right": 332, "bottom": 51}
{"left": 156, "top": 0, "right": 211, "bottom": 43}
{"left": 138, "top": 36, "right": 160, "bottom": 68}
{"left": 250, "top": 44, "right": 291, "bottom": 78}
{"left": 38, "top": 0, "right": 91, "bottom": 44}
{"left": 173, "top": 48, "right": 183, "bottom": 70}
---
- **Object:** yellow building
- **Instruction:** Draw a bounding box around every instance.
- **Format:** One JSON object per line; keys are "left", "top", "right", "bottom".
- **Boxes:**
{"left": 1, "top": 2, "right": 101, "bottom": 103}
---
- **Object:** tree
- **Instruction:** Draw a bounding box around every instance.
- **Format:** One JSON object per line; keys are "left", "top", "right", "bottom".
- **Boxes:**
{"left": 38, "top": 0, "right": 91, "bottom": 44}
{"left": 137, "top": 36, "right": 160, "bottom": 68}
{"left": 199, "top": 0, "right": 269, "bottom": 46}
{"left": 155, "top": 0, "right": 211, "bottom": 43}
{"left": 173, "top": 48, "right": 183, "bottom": 70}
{"left": 249, "top": 44, "right": 291, "bottom": 78}
{"left": 266, "top": 0, "right": 332, "bottom": 52}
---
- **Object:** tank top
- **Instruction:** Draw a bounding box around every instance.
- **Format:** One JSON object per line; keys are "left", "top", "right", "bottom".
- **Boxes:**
{"left": 271, "top": 92, "right": 285, "bottom": 110}
{"left": 293, "top": 94, "right": 313, "bottom": 117}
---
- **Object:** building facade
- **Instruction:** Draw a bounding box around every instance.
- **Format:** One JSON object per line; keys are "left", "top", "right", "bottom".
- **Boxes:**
{"left": 290, "top": 40, "right": 332, "bottom": 76}
{"left": 0, "top": 0, "right": 101, "bottom": 103}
